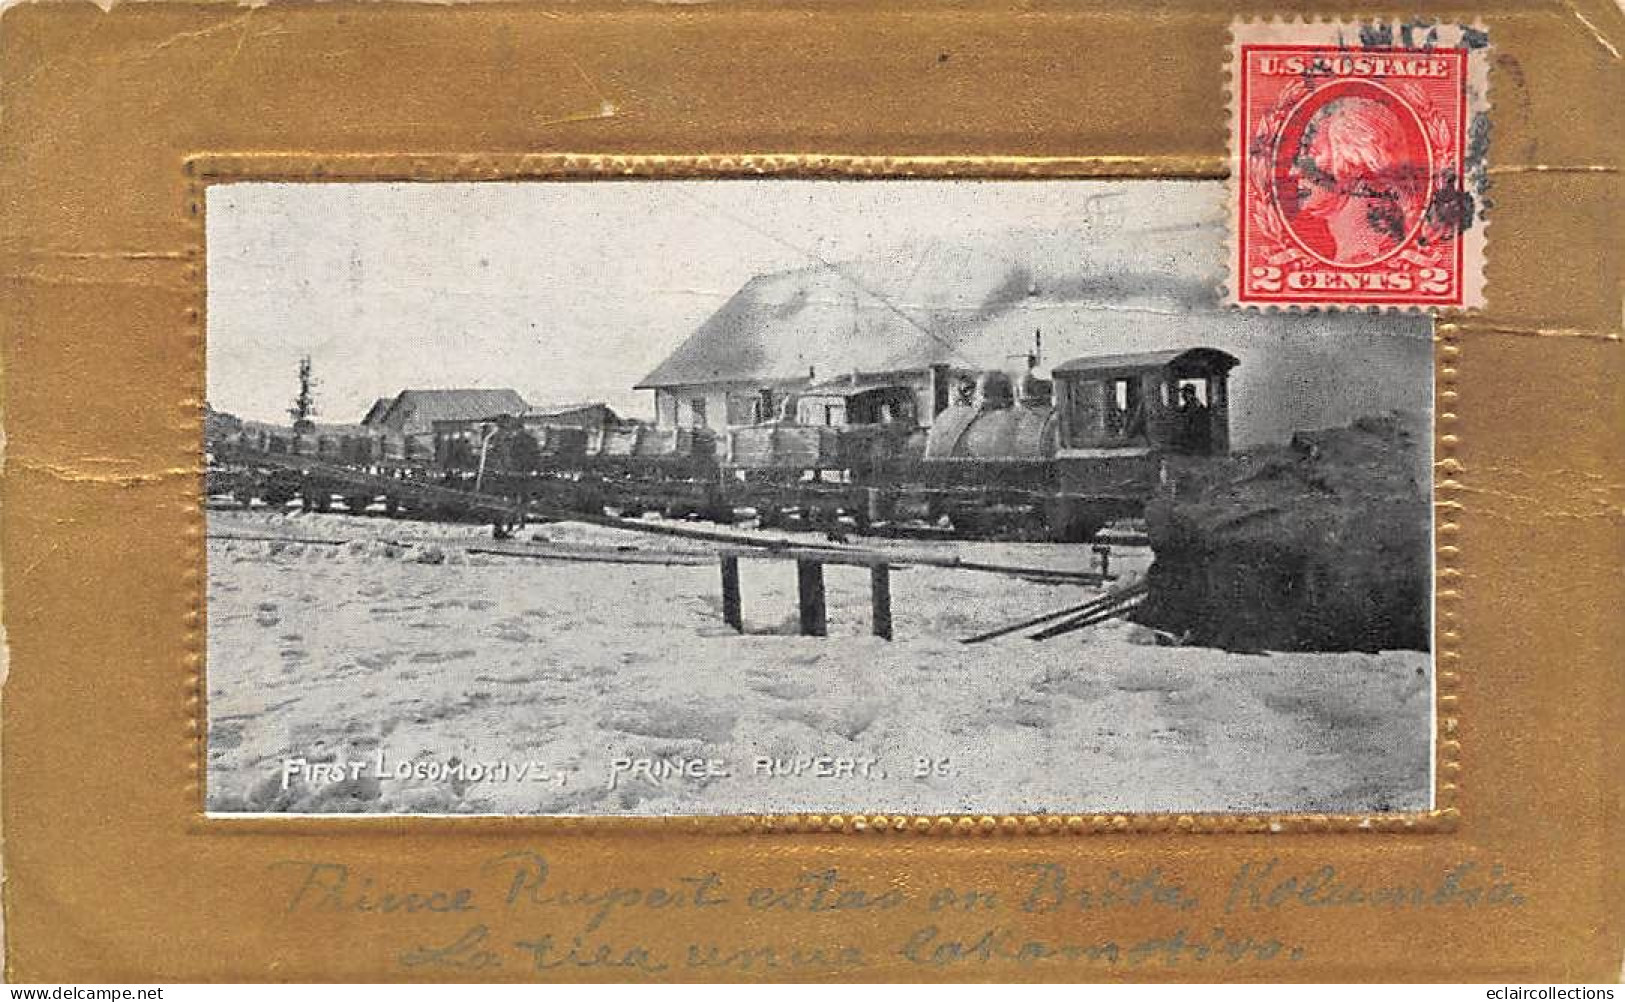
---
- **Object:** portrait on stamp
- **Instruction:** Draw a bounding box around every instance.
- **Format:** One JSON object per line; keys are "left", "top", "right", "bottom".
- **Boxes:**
{"left": 202, "top": 179, "right": 1435, "bottom": 817}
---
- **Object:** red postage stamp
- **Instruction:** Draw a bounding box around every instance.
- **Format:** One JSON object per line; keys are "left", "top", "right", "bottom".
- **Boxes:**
{"left": 1230, "top": 22, "right": 1489, "bottom": 310}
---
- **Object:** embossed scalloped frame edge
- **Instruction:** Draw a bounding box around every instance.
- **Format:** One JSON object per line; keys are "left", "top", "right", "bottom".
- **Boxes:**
{"left": 182, "top": 152, "right": 1459, "bottom": 837}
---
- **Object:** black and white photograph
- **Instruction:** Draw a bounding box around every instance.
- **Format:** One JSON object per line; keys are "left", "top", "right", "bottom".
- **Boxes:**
{"left": 203, "top": 180, "right": 1435, "bottom": 816}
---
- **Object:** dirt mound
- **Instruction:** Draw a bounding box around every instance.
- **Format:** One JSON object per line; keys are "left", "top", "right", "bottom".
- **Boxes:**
{"left": 1133, "top": 413, "right": 1431, "bottom": 652}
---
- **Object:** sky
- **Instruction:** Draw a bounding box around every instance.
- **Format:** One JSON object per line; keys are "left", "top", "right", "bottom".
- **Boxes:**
{"left": 205, "top": 180, "right": 1232, "bottom": 424}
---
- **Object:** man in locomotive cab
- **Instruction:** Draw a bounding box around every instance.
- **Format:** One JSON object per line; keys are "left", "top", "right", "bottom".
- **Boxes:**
{"left": 1105, "top": 400, "right": 1125, "bottom": 437}
{"left": 1175, "top": 383, "right": 1213, "bottom": 455}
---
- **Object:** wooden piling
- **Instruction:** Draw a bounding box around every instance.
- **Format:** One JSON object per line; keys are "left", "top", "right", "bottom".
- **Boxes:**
{"left": 1092, "top": 544, "right": 1112, "bottom": 577}
{"left": 796, "top": 559, "right": 827, "bottom": 636}
{"left": 720, "top": 555, "right": 742, "bottom": 632}
{"left": 870, "top": 563, "right": 892, "bottom": 640}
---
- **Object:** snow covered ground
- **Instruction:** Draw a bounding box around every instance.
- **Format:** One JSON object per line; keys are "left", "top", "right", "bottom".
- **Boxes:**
{"left": 204, "top": 508, "right": 1432, "bottom": 816}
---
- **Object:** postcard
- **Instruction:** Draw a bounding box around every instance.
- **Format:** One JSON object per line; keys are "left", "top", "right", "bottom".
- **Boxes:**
{"left": 1, "top": 1, "right": 1619, "bottom": 983}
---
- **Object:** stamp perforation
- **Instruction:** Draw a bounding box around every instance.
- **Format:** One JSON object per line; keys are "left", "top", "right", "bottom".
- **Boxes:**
{"left": 1225, "top": 18, "right": 1490, "bottom": 313}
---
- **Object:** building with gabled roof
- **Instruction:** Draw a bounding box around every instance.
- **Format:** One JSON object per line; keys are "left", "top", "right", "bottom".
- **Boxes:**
{"left": 362, "top": 388, "right": 529, "bottom": 437}
{"left": 360, "top": 397, "right": 394, "bottom": 427}
{"left": 521, "top": 402, "right": 622, "bottom": 430}
{"left": 634, "top": 254, "right": 1022, "bottom": 432}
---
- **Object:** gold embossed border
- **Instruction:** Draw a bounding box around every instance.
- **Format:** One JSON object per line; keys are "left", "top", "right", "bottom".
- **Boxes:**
{"left": 185, "top": 152, "right": 1459, "bottom": 837}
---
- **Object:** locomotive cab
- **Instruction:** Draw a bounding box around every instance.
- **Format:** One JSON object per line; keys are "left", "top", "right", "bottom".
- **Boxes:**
{"left": 1052, "top": 347, "right": 1237, "bottom": 460}
{"left": 1042, "top": 347, "right": 1238, "bottom": 539}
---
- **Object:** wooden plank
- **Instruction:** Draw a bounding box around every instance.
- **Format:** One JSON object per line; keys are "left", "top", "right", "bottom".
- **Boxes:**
{"left": 950, "top": 558, "right": 1107, "bottom": 584}
{"left": 463, "top": 546, "right": 709, "bottom": 567}
{"left": 870, "top": 563, "right": 892, "bottom": 640}
{"left": 796, "top": 559, "right": 827, "bottom": 637}
{"left": 205, "top": 532, "right": 348, "bottom": 546}
{"left": 1027, "top": 582, "right": 1149, "bottom": 640}
{"left": 959, "top": 591, "right": 1121, "bottom": 645}
{"left": 495, "top": 540, "right": 710, "bottom": 565}
{"left": 589, "top": 518, "right": 852, "bottom": 554}
{"left": 720, "top": 545, "right": 896, "bottom": 569}
{"left": 720, "top": 555, "right": 742, "bottom": 632}
{"left": 1025, "top": 603, "right": 1133, "bottom": 641}
{"left": 718, "top": 544, "right": 1106, "bottom": 583}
